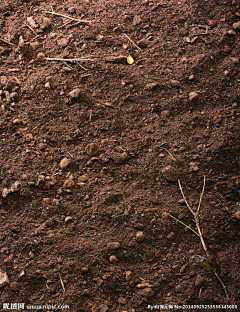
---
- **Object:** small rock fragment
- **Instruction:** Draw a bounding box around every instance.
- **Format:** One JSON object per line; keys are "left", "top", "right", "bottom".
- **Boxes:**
{"left": 41, "top": 17, "right": 51, "bottom": 30}
{"left": 63, "top": 179, "right": 75, "bottom": 188}
{"left": 0, "top": 271, "right": 9, "bottom": 288}
{"left": 27, "top": 16, "right": 38, "bottom": 28}
{"left": 30, "top": 41, "right": 39, "bottom": 50}
{"left": 233, "top": 21, "right": 240, "bottom": 30}
{"left": 234, "top": 210, "right": 240, "bottom": 220}
{"left": 81, "top": 266, "right": 89, "bottom": 273}
{"left": 65, "top": 216, "right": 73, "bottom": 222}
{"left": 109, "top": 255, "right": 118, "bottom": 263}
{"left": 136, "top": 231, "right": 144, "bottom": 242}
{"left": 2, "top": 188, "right": 10, "bottom": 198}
{"left": 145, "top": 82, "right": 159, "bottom": 90}
{"left": 208, "top": 20, "right": 217, "bottom": 28}
{"left": 189, "top": 74, "right": 194, "bottom": 80}
{"left": 10, "top": 281, "right": 20, "bottom": 292}
{"left": 57, "top": 38, "right": 69, "bottom": 47}
{"left": 175, "top": 284, "right": 182, "bottom": 292}
{"left": 170, "top": 79, "right": 181, "bottom": 88}
{"left": 189, "top": 162, "right": 199, "bottom": 172}
{"left": 189, "top": 91, "right": 198, "bottom": 101}
{"left": 99, "top": 304, "right": 108, "bottom": 312}
{"left": 133, "top": 15, "right": 141, "bottom": 26}
{"left": 10, "top": 92, "right": 18, "bottom": 101}
{"left": 29, "top": 251, "right": 34, "bottom": 258}
{"left": 118, "top": 297, "right": 127, "bottom": 304}
{"left": 155, "top": 250, "right": 161, "bottom": 258}
{"left": 195, "top": 274, "right": 204, "bottom": 287}
{"left": 107, "top": 242, "right": 120, "bottom": 250}
{"left": 59, "top": 157, "right": 71, "bottom": 170}
{"left": 10, "top": 181, "right": 21, "bottom": 193}
{"left": 125, "top": 271, "right": 132, "bottom": 281}
{"left": 37, "top": 52, "right": 46, "bottom": 60}
{"left": 26, "top": 133, "right": 34, "bottom": 141}
{"left": 86, "top": 143, "right": 98, "bottom": 156}
{"left": 167, "top": 232, "right": 175, "bottom": 240}
{"left": 137, "top": 39, "right": 148, "bottom": 48}
{"left": 112, "top": 152, "right": 128, "bottom": 164}
{"left": 162, "top": 165, "right": 180, "bottom": 182}
{"left": 140, "top": 287, "right": 154, "bottom": 298}
{"left": 69, "top": 88, "right": 80, "bottom": 99}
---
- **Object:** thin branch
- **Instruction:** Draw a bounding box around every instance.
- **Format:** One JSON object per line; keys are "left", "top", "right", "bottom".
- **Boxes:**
{"left": 213, "top": 270, "right": 229, "bottom": 299}
{"left": 59, "top": 273, "right": 65, "bottom": 292}
{"left": 24, "top": 22, "right": 38, "bottom": 36}
{"left": 40, "top": 7, "right": 92, "bottom": 24}
{"left": 197, "top": 175, "right": 205, "bottom": 214}
{"left": 45, "top": 57, "right": 96, "bottom": 62}
{"left": 124, "top": 34, "right": 142, "bottom": 52}
{"left": 0, "top": 37, "right": 16, "bottom": 47}
{"left": 178, "top": 179, "right": 194, "bottom": 215}
{"left": 169, "top": 214, "right": 200, "bottom": 237}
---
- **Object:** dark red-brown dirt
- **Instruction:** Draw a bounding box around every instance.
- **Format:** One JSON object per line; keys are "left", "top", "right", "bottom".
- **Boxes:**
{"left": 0, "top": 0, "right": 240, "bottom": 311}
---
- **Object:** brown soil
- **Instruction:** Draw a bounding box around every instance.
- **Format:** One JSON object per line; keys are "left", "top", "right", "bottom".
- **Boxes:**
{"left": 0, "top": 0, "right": 240, "bottom": 311}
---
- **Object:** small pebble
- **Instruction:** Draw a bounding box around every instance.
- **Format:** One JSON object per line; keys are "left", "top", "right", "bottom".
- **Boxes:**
{"left": 162, "top": 165, "right": 180, "bottom": 182}
{"left": 109, "top": 255, "right": 118, "bottom": 263}
{"left": 2, "top": 188, "right": 10, "bottom": 198}
{"left": 189, "top": 162, "right": 199, "bottom": 172}
{"left": 136, "top": 231, "right": 144, "bottom": 242}
{"left": 118, "top": 297, "right": 127, "bottom": 304}
{"left": 155, "top": 250, "right": 161, "bottom": 258}
{"left": 189, "top": 74, "right": 194, "bottom": 80}
{"left": 145, "top": 82, "right": 159, "bottom": 90}
{"left": 41, "top": 17, "right": 51, "bottom": 30}
{"left": 189, "top": 91, "right": 198, "bottom": 101}
{"left": 125, "top": 270, "right": 132, "bottom": 281}
{"left": 59, "top": 157, "right": 71, "bottom": 170}
{"left": 69, "top": 88, "right": 80, "bottom": 99}
{"left": 167, "top": 232, "right": 175, "bottom": 240}
{"left": 107, "top": 242, "right": 120, "bottom": 250}
{"left": 29, "top": 251, "right": 35, "bottom": 258}
{"left": 10, "top": 282, "right": 20, "bottom": 292}
{"left": 57, "top": 38, "right": 69, "bottom": 47}
{"left": 81, "top": 266, "right": 89, "bottom": 273}
{"left": 170, "top": 79, "right": 181, "bottom": 87}
{"left": 140, "top": 287, "right": 154, "bottom": 298}
{"left": 63, "top": 179, "right": 75, "bottom": 188}
{"left": 26, "top": 133, "right": 34, "bottom": 141}
{"left": 65, "top": 216, "right": 73, "bottom": 222}
{"left": 0, "top": 271, "right": 9, "bottom": 288}
{"left": 233, "top": 21, "right": 240, "bottom": 30}
{"left": 175, "top": 284, "right": 182, "bottom": 292}
{"left": 195, "top": 274, "right": 204, "bottom": 287}
{"left": 10, "top": 92, "right": 18, "bottom": 101}
{"left": 234, "top": 210, "right": 240, "bottom": 220}
{"left": 86, "top": 143, "right": 98, "bottom": 156}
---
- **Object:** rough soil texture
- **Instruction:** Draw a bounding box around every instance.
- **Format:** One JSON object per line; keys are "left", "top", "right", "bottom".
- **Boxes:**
{"left": 0, "top": 0, "right": 240, "bottom": 311}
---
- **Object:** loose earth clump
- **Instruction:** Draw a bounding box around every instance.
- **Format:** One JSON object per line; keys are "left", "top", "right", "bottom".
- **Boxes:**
{"left": 0, "top": 0, "right": 240, "bottom": 311}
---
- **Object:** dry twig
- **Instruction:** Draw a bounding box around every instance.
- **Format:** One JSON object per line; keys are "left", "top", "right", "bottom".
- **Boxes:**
{"left": 45, "top": 57, "right": 96, "bottom": 62}
{"left": 59, "top": 273, "right": 65, "bottom": 292}
{"left": 0, "top": 37, "right": 16, "bottom": 47}
{"left": 124, "top": 34, "right": 142, "bottom": 52}
{"left": 40, "top": 7, "right": 91, "bottom": 24}
{"left": 24, "top": 22, "right": 38, "bottom": 36}
{"left": 169, "top": 176, "right": 229, "bottom": 298}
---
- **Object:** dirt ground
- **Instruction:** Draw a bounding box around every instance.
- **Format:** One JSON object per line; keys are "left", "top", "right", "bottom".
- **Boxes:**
{"left": 0, "top": 0, "right": 240, "bottom": 311}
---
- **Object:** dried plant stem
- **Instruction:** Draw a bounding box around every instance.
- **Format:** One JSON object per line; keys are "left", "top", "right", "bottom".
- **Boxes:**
{"left": 45, "top": 57, "right": 96, "bottom": 62}
{"left": 178, "top": 176, "right": 207, "bottom": 251}
{"left": 0, "top": 37, "right": 16, "bottom": 47}
{"left": 124, "top": 34, "right": 142, "bottom": 52}
{"left": 169, "top": 214, "right": 199, "bottom": 237}
{"left": 59, "top": 273, "right": 65, "bottom": 292}
{"left": 41, "top": 7, "right": 91, "bottom": 24}
{"left": 24, "top": 22, "right": 38, "bottom": 36}
{"left": 213, "top": 270, "right": 229, "bottom": 299}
